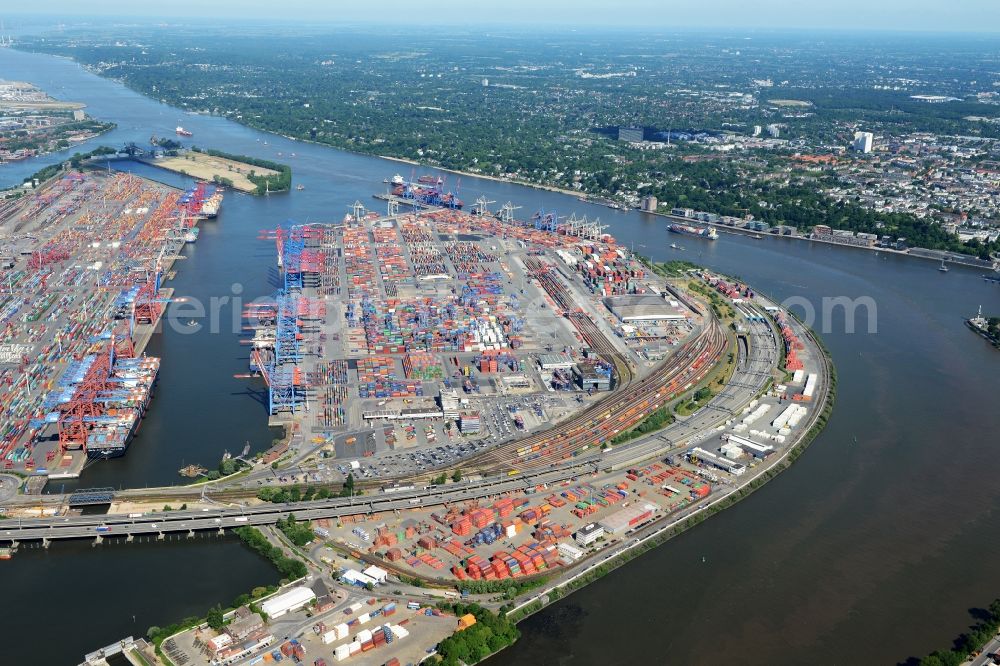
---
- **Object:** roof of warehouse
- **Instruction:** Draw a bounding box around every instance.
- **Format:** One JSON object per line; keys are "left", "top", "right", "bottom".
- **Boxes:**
{"left": 597, "top": 503, "right": 658, "bottom": 531}
{"left": 538, "top": 352, "right": 573, "bottom": 366}
{"left": 603, "top": 294, "right": 687, "bottom": 320}
{"left": 261, "top": 586, "right": 315, "bottom": 613}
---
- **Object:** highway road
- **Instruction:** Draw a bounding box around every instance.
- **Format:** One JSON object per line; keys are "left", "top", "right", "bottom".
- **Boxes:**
{"left": 0, "top": 303, "right": 788, "bottom": 544}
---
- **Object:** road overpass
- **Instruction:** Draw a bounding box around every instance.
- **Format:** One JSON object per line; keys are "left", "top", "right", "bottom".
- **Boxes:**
{"left": 0, "top": 306, "right": 785, "bottom": 545}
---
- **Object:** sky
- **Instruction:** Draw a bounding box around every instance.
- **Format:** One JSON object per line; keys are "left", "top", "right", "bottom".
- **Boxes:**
{"left": 6, "top": 0, "right": 1000, "bottom": 33}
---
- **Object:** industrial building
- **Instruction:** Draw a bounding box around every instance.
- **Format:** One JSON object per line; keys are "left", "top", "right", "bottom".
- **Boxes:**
{"left": 573, "top": 364, "right": 611, "bottom": 391}
{"left": 362, "top": 565, "right": 389, "bottom": 584}
{"left": 598, "top": 503, "right": 658, "bottom": 534}
{"left": 603, "top": 294, "right": 688, "bottom": 322}
{"left": 617, "top": 126, "right": 643, "bottom": 142}
{"left": 538, "top": 352, "right": 574, "bottom": 370}
{"left": 260, "top": 586, "right": 316, "bottom": 619}
{"left": 558, "top": 542, "right": 584, "bottom": 561}
{"left": 723, "top": 433, "right": 774, "bottom": 458}
{"left": 575, "top": 522, "right": 605, "bottom": 546}
{"left": 459, "top": 412, "right": 481, "bottom": 434}
{"left": 341, "top": 569, "right": 379, "bottom": 588}
{"left": 689, "top": 447, "right": 747, "bottom": 476}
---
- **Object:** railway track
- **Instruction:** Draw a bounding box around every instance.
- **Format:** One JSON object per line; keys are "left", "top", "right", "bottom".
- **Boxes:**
{"left": 471, "top": 316, "right": 726, "bottom": 471}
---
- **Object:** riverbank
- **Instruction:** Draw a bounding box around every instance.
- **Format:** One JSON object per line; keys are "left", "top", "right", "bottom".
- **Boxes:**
{"left": 647, "top": 208, "right": 999, "bottom": 271}
{"left": 377, "top": 154, "right": 585, "bottom": 198}
{"left": 499, "top": 320, "right": 835, "bottom": 635}
{"left": 966, "top": 318, "right": 1000, "bottom": 349}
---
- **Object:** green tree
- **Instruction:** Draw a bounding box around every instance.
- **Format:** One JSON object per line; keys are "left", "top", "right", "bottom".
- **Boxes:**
{"left": 206, "top": 604, "right": 225, "bottom": 631}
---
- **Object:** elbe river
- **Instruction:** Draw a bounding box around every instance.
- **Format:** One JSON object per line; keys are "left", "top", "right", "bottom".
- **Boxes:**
{"left": 1, "top": 47, "right": 999, "bottom": 665}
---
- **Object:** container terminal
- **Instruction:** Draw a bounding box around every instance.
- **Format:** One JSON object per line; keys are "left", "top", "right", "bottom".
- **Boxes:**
{"left": 0, "top": 170, "right": 222, "bottom": 479}
{"left": 234, "top": 179, "right": 818, "bottom": 494}
{"left": 241, "top": 189, "right": 709, "bottom": 476}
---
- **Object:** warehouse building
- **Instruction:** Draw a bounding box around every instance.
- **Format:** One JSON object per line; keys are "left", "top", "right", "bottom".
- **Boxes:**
{"left": 573, "top": 364, "right": 612, "bottom": 391}
{"left": 341, "top": 569, "right": 379, "bottom": 588}
{"left": 538, "top": 352, "right": 574, "bottom": 370}
{"left": 725, "top": 434, "right": 774, "bottom": 458}
{"left": 261, "top": 586, "right": 315, "bottom": 619}
{"left": 689, "top": 446, "right": 747, "bottom": 476}
{"left": 597, "top": 503, "right": 659, "bottom": 534}
{"left": 603, "top": 294, "right": 688, "bottom": 322}
{"left": 362, "top": 565, "right": 389, "bottom": 584}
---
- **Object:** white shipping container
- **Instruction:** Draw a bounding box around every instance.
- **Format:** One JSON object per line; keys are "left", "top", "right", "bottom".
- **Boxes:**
{"left": 802, "top": 373, "right": 818, "bottom": 398}
{"left": 336, "top": 623, "right": 349, "bottom": 639}
{"left": 771, "top": 404, "right": 799, "bottom": 429}
{"left": 742, "top": 403, "right": 771, "bottom": 426}
{"left": 356, "top": 629, "right": 373, "bottom": 644}
{"left": 335, "top": 644, "right": 351, "bottom": 661}
{"left": 322, "top": 630, "right": 338, "bottom": 645}
{"left": 349, "top": 602, "right": 363, "bottom": 613}
{"left": 357, "top": 613, "right": 371, "bottom": 625}
{"left": 348, "top": 642, "right": 361, "bottom": 655}
{"left": 792, "top": 369, "right": 805, "bottom": 383}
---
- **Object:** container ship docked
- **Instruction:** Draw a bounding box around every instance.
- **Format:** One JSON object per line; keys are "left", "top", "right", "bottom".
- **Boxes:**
{"left": 668, "top": 222, "right": 718, "bottom": 240}
{"left": 86, "top": 356, "right": 160, "bottom": 459}
{"left": 388, "top": 173, "right": 463, "bottom": 209}
{"left": 44, "top": 351, "right": 160, "bottom": 460}
{"left": 179, "top": 182, "right": 224, "bottom": 219}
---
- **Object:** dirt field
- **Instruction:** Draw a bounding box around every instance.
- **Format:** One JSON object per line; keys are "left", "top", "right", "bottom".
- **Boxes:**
{"left": 150, "top": 151, "right": 280, "bottom": 193}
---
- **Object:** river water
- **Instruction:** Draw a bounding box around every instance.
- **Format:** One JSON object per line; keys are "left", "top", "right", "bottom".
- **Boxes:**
{"left": 2, "top": 47, "right": 1000, "bottom": 665}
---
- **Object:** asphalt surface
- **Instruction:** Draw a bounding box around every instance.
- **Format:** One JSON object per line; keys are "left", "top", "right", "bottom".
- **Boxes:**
{"left": 0, "top": 305, "right": 789, "bottom": 544}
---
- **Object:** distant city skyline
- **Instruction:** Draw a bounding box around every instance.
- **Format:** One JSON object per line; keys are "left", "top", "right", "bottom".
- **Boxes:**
{"left": 6, "top": 0, "right": 1000, "bottom": 33}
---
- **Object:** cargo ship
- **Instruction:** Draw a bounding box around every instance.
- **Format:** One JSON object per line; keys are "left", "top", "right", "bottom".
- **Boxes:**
{"left": 86, "top": 356, "right": 160, "bottom": 459}
{"left": 668, "top": 222, "right": 718, "bottom": 240}
{"left": 389, "top": 175, "right": 463, "bottom": 209}
{"left": 179, "top": 183, "right": 223, "bottom": 219}
{"left": 200, "top": 189, "right": 223, "bottom": 218}
{"left": 175, "top": 126, "right": 193, "bottom": 137}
